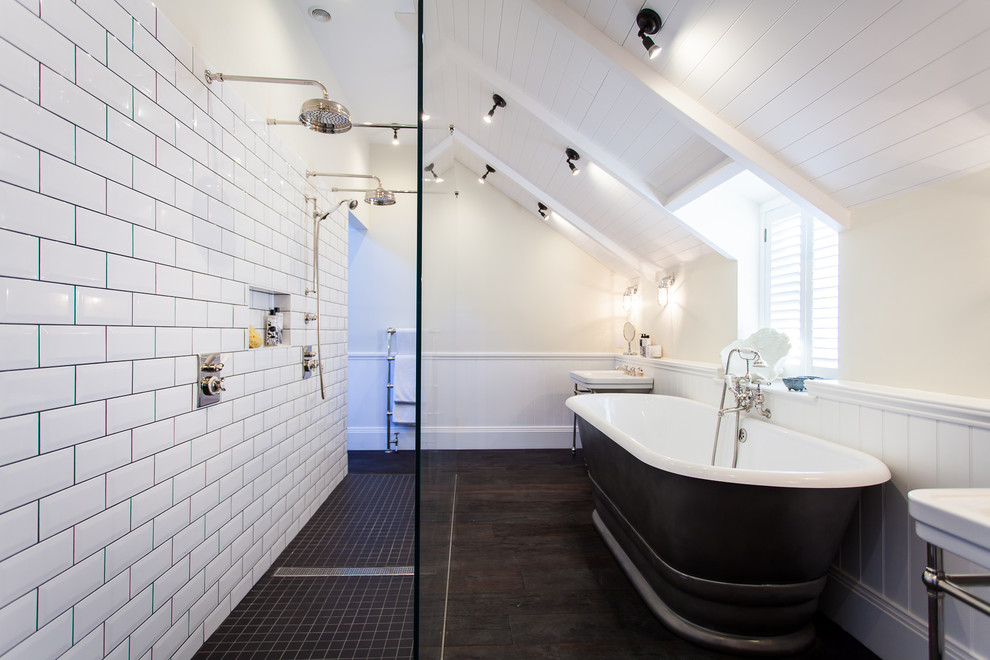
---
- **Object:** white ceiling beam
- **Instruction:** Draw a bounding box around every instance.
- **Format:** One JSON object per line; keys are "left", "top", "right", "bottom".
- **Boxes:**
{"left": 530, "top": 0, "right": 851, "bottom": 230}
{"left": 451, "top": 131, "right": 658, "bottom": 279}
{"left": 663, "top": 159, "right": 744, "bottom": 213}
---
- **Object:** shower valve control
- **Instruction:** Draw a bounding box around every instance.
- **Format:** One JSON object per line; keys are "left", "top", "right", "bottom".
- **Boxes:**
{"left": 197, "top": 353, "right": 229, "bottom": 408}
{"left": 201, "top": 376, "right": 226, "bottom": 396}
{"left": 302, "top": 345, "right": 318, "bottom": 379}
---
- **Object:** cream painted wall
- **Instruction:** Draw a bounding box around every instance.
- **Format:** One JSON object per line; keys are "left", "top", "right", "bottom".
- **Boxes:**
{"left": 628, "top": 253, "right": 738, "bottom": 363}
{"left": 154, "top": 0, "right": 369, "bottom": 174}
{"left": 841, "top": 167, "right": 990, "bottom": 398}
{"left": 421, "top": 162, "right": 620, "bottom": 352}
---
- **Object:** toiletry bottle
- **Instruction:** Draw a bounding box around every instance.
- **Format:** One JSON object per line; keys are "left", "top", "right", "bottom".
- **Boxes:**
{"left": 273, "top": 307, "right": 283, "bottom": 343}
{"left": 265, "top": 309, "right": 279, "bottom": 346}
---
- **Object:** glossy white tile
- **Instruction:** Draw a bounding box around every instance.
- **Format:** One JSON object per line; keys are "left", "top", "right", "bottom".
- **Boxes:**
{"left": 41, "top": 154, "right": 107, "bottom": 213}
{"left": 106, "top": 180, "right": 155, "bottom": 229}
{"left": 0, "top": 0, "right": 74, "bottom": 79}
{"left": 106, "top": 254, "right": 155, "bottom": 294}
{"left": 106, "top": 391, "right": 155, "bottom": 434}
{"left": 41, "top": 240, "right": 106, "bottom": 288}
{"left": 76, "top": 130, "right": 132, "bottom": 187}
{"left": 76, "top": 361, "right": 132, "bottom": 404}
{"left": 76, "top": 209, "right": 132, "bottom": 257}
{"left": 0, "top": 133, "right": 40, "bottom": 191}
{"left": 0, "top": 37, "right": 40, "bottom": 102}
{"left": 74, "top": 287, "right": 131, "bottom": 326}
{"left": 0, "top": 448, "right": 73, "bottom": 515}
{"left": 75, "top": 431, "right": 131, "bottom": 483}
{"left": 0, "top": 229, "right": 39, "bottom": 279}
{"left": 40, "top": 326, "right": 106, "bottom": 367}
{"left": 132, "top": 293, "right": 175, "bottom": 327}
{"left": 0, "top": 502, "right": 38, "bottom": 562}
{"left": 40, "top": 0, "right": 107, "bottom": 64}
{"left": 40, "top": 67, "right": 107, "bottom": 140}
{"left": 0, "top": 86, "right": 74, "bottom": 162}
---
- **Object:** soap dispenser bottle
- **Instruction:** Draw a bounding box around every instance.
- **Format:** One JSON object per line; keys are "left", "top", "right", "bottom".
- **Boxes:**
{"left": 265, "top": 308, "right": 282, "bottom": 346}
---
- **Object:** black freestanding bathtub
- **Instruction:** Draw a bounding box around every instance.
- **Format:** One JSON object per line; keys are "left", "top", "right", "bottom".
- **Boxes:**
{"left": 566, "top": 393, "right": 889, "bottom": 656}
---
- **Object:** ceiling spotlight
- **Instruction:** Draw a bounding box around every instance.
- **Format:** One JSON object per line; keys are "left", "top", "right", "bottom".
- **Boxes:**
{"left": 479, "top": 164, "right": 495, "bottom": 184}
{"left": 424, "top": 163, "right": 444, "bottom": 183}
{"left": 636, "top": 8, "right": 663, "bottom": 60}
{"left": 483, "top": 93, "right": 506, "bottom": 124}
{"left": 565, "top": 148, "right": 581, "bottom": 176}
{"left": 421, "top": 112, "right": 430, "bottom": 121}
{"left": 392, "top": 128, "right": 399, "bottom": 145}
{"left": 537, "top": 202, "right": 549, "bottom": 219}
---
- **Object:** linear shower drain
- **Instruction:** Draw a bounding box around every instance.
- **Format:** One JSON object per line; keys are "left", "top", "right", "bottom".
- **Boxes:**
{"left": 274, "top": 566, "right": 414, "bottom": 577}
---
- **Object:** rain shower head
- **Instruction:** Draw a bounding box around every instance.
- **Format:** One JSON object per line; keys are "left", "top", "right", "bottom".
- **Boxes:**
{"left": 364, "top": 188, "right": 396, "bottom": 206}
{"left": 203, "top": 70, "right": 351, "bottom": 134}
{"left": 299, "top": 98, "right": 352, "bottom": 133}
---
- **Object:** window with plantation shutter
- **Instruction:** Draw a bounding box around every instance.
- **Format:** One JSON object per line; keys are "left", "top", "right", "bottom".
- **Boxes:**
{"left": 760, "top": 204, "right": 839, "bottom": 378}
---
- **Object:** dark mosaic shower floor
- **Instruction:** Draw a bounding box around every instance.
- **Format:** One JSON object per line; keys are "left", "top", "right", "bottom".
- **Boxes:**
{"left": 193, "top": 458, "right": 415, "bottom": 660}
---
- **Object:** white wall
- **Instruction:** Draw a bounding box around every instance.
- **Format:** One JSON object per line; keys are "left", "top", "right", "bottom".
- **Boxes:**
{"left": 841, "top": 167, "right": 990, "bottom": 398}
{"left": 423, "top": 161, "right": 619, "bottom": 352}
{"left": 0, "top": 2, "right": 351, "bottom": 658}
{"left": 347, "top": 159, "right": 623, "bottom": 450}
{"left": 626, "top": 253, "right": 738, "bottom": 364}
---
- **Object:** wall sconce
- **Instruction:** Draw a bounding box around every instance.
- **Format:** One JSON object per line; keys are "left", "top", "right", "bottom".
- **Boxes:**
{"left": 622, "top": 285, "right": 638, "bottom": 312}
{"left": 636, "top": 8, "right": 663, "bottom": 60}
{"left": 478, "top": 164, "right": 495, "bottom": 184}
{"left": 565, "top": 148, "right": 581, "bottom": 175}
{"left": 657, "top": 275, "right": 675, "bottom": 308}
{"left": 483, "top": 93, "right": 506, "bottom": 124}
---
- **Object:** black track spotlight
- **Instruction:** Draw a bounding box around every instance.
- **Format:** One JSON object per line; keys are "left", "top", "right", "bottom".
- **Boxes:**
{"left": 424, "top": 163, "right": 444, "bottom": 183}
{"left": 479, "top": 164, "right": 495, "bottom": 184}
{"left": 537, "top": 202, "right": 549, "bottom": 219}
{"left": 392, "top": 128, "right": 399, "bottom": 145}
{"left": 636, "top": 8, "right": 663, "bottom": 60}
{"left": 483, "top": 93, "right": 506, "bottom": 124}
{"left": 565, "top": 148, "right": 581, "bottom": 176}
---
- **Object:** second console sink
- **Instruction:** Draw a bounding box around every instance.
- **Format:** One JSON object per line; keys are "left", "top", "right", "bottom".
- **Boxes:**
{"left": 908, "top": 488, "right": 990, "bottom": 569}
{"left": 570, "top": 370, "right": 654, "bottom": 392}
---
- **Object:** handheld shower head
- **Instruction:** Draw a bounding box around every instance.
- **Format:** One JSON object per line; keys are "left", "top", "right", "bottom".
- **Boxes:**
{"left": 338, "top": 199, "right": 358, "bottom": 210}
{"left": 300, "top": 98, "right": 352, "bottom": 133}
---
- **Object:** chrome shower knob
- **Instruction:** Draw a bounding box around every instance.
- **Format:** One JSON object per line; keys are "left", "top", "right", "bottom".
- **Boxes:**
{"left": 201, "top": 376, "right": 226, "bottom": 396}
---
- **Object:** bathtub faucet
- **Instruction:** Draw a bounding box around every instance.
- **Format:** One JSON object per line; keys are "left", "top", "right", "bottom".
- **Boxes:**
{"left": 718, "top": 349, "right": 771, "bottom": 420}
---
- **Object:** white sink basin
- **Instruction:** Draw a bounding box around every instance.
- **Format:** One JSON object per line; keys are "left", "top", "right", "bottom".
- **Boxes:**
{"left": 908, "top": 488, "right": 990, "bottom": 569}
{"left": 569, "top": 370, "right": 654, "bottom": 392}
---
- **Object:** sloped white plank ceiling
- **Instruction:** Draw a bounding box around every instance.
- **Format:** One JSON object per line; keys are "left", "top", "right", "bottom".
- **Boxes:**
{"left": 277, "top": 0, "right": 990, "bottom": 276}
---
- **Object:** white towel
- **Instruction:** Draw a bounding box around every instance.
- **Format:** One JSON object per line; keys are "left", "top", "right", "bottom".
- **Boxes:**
{"left": 393, "top": 328, "right": 415, "bottom": 355}
{"left": 393, "top": 355, "right": 416, "bottom": 403}
{"left": 393, "top": 402, "right": 416, "bottom": 426}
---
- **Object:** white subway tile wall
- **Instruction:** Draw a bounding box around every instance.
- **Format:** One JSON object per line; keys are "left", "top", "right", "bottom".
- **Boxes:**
{"left": 0, "top": 2, "right": 347, "bottom": 659}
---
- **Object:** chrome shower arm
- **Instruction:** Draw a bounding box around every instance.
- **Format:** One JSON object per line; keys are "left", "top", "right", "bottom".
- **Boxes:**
{"left": 204, "top": 70, "right": 328, "bottom": 99}
{"left": 352, "top": 122, "right": 416, "bottom": 129}
{"left": 308, "top": 172, "right": 383, "bottom": 187}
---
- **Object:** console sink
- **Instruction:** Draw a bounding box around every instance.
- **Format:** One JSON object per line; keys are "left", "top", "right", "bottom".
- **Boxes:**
{"left": 569, "top": 370, "right": 654, "bottom": 392}
{"left": 908, "top": 488, "right": 990, "bottom": 569}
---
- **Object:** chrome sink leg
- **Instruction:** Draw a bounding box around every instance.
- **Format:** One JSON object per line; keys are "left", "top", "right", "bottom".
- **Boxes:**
{"left": 924, "top": 543, "right": 945, "bottom": 660}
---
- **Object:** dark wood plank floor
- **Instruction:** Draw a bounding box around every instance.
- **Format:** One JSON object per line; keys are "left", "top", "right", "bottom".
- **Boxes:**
{"left": 420, "top": 449, "right": 878, "bottom": 660}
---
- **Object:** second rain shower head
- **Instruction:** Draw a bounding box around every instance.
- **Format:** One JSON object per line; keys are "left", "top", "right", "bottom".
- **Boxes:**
{"left": 364, "top": 188, "right": 396, "bottom": 206}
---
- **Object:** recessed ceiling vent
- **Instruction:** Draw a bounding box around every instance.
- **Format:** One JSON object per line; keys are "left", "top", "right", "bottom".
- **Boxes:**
{"left": 308, "top": 6, "right": 332, "bottom": 22}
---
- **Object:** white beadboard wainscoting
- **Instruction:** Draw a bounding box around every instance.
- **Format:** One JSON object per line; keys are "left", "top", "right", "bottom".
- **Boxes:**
{"left": 0, "top": 2, "right": 348, "bottom": 659}
{"left": 619, "top": 354, "right": 990, "bottom": 660}
{"left": 346, "top": 352, "right": 615, "bottom": 451}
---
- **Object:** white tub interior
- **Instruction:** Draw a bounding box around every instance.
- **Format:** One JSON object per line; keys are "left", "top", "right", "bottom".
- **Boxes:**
{"left": 566, "top": 393, "right": 890, "bottom": 489}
